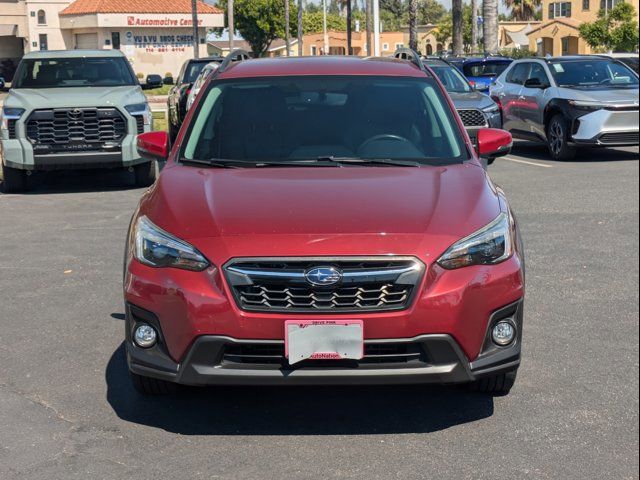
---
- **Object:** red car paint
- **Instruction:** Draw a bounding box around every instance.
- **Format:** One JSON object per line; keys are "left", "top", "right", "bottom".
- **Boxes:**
{"left": 126, "top": 57, "right": 524, "bottom": 376}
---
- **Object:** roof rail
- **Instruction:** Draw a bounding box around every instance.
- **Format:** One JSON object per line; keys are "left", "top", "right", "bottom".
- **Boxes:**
{"left": 393, "top": 48, "right": 426, "bottom": 72}
{"left": 218, "top": 49, "right": 251, "bottom": 73}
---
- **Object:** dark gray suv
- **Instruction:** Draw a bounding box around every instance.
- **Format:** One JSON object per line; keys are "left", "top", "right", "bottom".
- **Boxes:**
{"left": 491, "top": 56, "right": 639, "bottom": 160}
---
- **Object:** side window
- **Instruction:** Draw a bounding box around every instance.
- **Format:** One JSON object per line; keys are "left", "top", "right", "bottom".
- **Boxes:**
{"left": 177, "top": 63, "right": 186, "bottom": 83}
{"left": 506, "top": 63, "right": 530, "bottom": 85}
{"left": 528, "top": 63, "right": 550, "bottom": 86}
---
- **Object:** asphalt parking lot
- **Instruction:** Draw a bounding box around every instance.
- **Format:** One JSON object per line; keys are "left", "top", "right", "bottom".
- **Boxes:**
{"left": 0, "top": 143, "right": 638, "bottom": 479}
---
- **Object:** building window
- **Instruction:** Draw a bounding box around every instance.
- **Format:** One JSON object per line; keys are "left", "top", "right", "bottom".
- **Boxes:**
{"left": 600, "top": 0, "right": 623, "bottom": 9}
{"left": 111, "top": 32, "right": 121, "bottom": 49}
{"left": 37, "top": 10, "right": 46, "bottom": 25}
{"left": 382, "top": 43, "right": 389, "bottom": 51}
{"left": 39, "top": 34, "right": 48, "bottom": 51}
{"left": 583, "top": 0, "right": 590, "bottom": 9}
{"left": 394, "top": 42, "right": 404, "bottom": 49}
{"left": 548, "top": 2, "right": 572, "bottom": 18}
{"left": 310, "top": 45, "right": 317, "bottom": 56}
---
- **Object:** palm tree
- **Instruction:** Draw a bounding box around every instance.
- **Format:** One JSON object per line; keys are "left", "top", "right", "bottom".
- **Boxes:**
{"left": 471, "top": 0, "right": 478, "bottom": 52}
{"left": 409, "top": 0, "right": 418, "bottom": 51}
{"left": 483, "top": 0, "right": 499, "bottom": 53}
{"left": 452, "top": 0, "right": 463, "bottom": 55}
{"left": 503, "top": 0, "right": 541, "bottom": 21}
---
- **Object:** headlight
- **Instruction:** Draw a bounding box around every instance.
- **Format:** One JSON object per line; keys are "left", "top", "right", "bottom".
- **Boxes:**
{"left": 134, "top": 216, "right": 209, "bottom": 271}
{"left": 437, "top": 213, "right": 513, "bottom": 269}
{"left": 482, "top": 103, "right": 500, "bottom": 114}
{"left": 568, "top": 100, "right": 607, "bottom": 112}
{"left": 1, "top": 107, "right": 25, "bottom": 131}
{"left": 124, "top": 103, "right": 151, "bottom": 125}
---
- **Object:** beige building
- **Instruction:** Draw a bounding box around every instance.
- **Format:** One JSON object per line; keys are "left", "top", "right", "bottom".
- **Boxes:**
{"left": 499, "top": 21, "right": 541, "bottom": 49}
{"left": 527, "top": 0, "right": 640, "bottom": 55}
{"left": 401, "top": 25, "right": 450, "bottom": 55}
{"left": 0, "top": 0, "right": 224, "bottom": 78}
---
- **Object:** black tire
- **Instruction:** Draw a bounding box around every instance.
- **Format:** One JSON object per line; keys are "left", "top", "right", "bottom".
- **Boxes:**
{"left": 1, "top": 164, "right": 28, "bottom": 193}
{"left": 130, "top": 371, "right": 179, "bottom": 395}
{"left": 469, "top": 371, "right": 517, "bottom": 395}
{"left": 133, "top": 161, "right": 157, "bottom": 188}
{"left": 546, "top": 114, "right": 576, "bottom": 161}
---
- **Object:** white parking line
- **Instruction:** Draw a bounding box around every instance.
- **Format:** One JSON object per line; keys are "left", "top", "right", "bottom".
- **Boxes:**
{"left": 500, "top": 156, "right": 553, "bottom": 168}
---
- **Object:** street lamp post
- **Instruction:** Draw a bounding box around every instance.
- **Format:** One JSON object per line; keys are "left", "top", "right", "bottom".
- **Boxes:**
{"left": 191, "top": 0, "right": 200, "bottom": 58}
{"left": 228, "top": 0, "right": 234, "bottom": 51}
{"left": 372, "top": 0, "right": 380, "bottom": 56}
{"left": 323, "top": 0, "right": 328, "bottom": 55}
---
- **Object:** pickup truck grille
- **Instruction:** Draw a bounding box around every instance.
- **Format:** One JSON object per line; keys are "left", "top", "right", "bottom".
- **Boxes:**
{"left": 457, "top": 109, "right": 487, "bottom": 127}
{"left": 224, "top": 257, "right": 425, "bottom": 313}
{"left": 25, "top": 108, "right": 126, "bottom": 149}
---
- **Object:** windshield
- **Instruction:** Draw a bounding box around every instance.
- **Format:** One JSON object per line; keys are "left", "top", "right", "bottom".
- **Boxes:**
{"left": 463, "top": 61, "right": 511, "bottom": 78}
{"left": 182, "top": 76, "right": 467, "bottom": 166}
{"left": 616, "top": 57, "right": 639, "bottom": 75}
{"left": 13, "top": 57, "right": 136, "bottom": 88}
{"left": 549, "top": 59, "right": 639, "bottom": 87}
{"left": 185, "top": 61, "right": 214, "bottom": 83}
{"left": 430, "top": 65, "right": 472, "bottom": 93}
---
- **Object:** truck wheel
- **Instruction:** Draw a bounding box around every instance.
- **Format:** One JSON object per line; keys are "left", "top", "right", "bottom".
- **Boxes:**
{"left": 130, "top": 371, "right": 179, "bottom": 395}
{"left": 1, "top": 164, "right": 28, "bottom": 193}
{"left": 468, "top": 371, "right": 517, "bottom": 395}
{"left": 546, "top": 114, "right": 576, "bottom": 161}
{"left": 133, "top": 161, "right": 157, "bottom": 188}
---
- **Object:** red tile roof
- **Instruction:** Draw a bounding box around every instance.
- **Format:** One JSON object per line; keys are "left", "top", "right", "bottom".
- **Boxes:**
{"left": 60, "top": 0, "right": 221, "bottom": 16}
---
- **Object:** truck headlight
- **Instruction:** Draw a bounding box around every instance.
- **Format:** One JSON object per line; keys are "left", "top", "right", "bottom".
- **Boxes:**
{"left": 482, "top": 103, "right": 499, "bottom": 114}
{"left": 437, "top": 213, "right": 514, "bottom": 269}
{"left": 134, "top": 216, "right": 209, "bottom": 271}
{"left": 1, "top": 107, "right": 25, "bottom": 131}
{"left": 125, "top": 103, "right": 151, "bottom": 125}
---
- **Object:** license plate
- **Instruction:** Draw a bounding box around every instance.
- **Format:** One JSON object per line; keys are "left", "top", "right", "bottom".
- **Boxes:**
{"left": 285, "top": 320, "right": 364, "bottom": 365}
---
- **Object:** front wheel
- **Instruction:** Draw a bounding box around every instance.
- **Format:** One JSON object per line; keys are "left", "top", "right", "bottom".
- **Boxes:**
{"left": 468, "top": 371, "right": 517, "bottom": 395}
{"left": 546, "top": 114, "right": 576, "bottom": 161}
{"left": 1, "top": 164, "right": 28, "bottom": 193}
{"left": 133, "top": 161, "right": 157, "bottom": 188}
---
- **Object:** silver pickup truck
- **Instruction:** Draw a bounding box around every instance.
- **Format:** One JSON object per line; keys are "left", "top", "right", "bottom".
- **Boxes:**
{"left": 0, "top": 50, "right": 154, "bottom": 192}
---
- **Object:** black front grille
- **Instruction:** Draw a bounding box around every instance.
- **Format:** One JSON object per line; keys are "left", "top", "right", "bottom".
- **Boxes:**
{"left": 457, "top": 109, "right": 487, "bottom": 127}
{"left": 598, "top": 132, "right": 639, "bottom": 145}
{"left": 7, "top": 119, "right": 17, "bottom": 139}
{"left": 134, "top": 115, "right": 145, "bottom": 134}
{"left": 224, "top": 257, "right": 424, "bottom": 313}
{"left": 222, "top": 342, "right": 428, "bottom": 368}
{"left": 26, "top": 107, "right": 126, "bottom": 151}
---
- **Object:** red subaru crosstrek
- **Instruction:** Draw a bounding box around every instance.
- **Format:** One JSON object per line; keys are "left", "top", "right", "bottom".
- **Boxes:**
{"left": 125, "top": 53, "right": 524, "bottom": 395}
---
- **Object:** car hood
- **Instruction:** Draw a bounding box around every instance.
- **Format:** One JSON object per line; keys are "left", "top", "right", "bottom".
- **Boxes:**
{"left": 449, "top": 91, "right": 495, "bottom": 110}
{"left": 5, "top": 86, "right": 146, "bottom": 111}
{"left": 140, "top": 164, "right": 501, "bottom": 259}
{"left": 558, "top": 86, "right": 640, "bottom": 105}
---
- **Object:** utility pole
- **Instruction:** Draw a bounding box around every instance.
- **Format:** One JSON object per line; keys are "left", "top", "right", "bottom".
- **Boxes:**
{"left": 285, "top": 0, "right": 291, "bottom": 56}
{"left": 372, "top": 0, "right": 380, "bottom": 55}
{"left": 191, "top": 0, "right": 200, "bottom": 58}
{"left": 228, "top": 0, "right": 234, "bottom": 52}
{"left": 297, "top": 0, "right": 303, "bottom": 56}
{"left": 365, "top": 0, "right": 372, "bottom": 55}
{"left": 323, "top": 0, "right": 328, "bottom": 54}
{"left": 346, "top": 0, "right": 352, "bottom": 55}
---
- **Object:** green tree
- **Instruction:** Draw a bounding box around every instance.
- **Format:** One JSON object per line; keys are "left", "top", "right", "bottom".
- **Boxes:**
{"left": 579, "top": 2, "right": 639, "bottom": 52}
{"left": 436, "top": 5, "right": 481, "bottom": 52}
{"left": 503, "top": 0, "right": 541, "bottom": 21}
{"left": 229, "top": 0, "right": 298, "bottom": 56}
{"left": 302, "top": 11, "right": 346, "bottom": 34}
{"left": 418, "top": 0, "right": 447, "bottom": 25}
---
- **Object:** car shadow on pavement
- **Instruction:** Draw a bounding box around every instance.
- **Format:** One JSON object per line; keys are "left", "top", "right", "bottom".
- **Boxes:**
{"left": 510, "top": 141, "right": 639, "bottom": 163}
{"left": 0, "top": 168, "right": 141, "bottom": 195}
{"left": 106, "top": 343, "right": 494, "bottom": 435}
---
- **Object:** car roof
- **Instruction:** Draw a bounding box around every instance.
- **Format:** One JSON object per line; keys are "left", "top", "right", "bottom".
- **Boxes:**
{"left": 217, "top": 56, "right": 431, "bottom": 80}
{"left": 450, "top": 56, "right": 512, "bottom": 64}
{"left": 421, "top": 58, "right": 451, "bottom": 67}
{"left": 22, "top": 49, "right": 126, "bottom": 59}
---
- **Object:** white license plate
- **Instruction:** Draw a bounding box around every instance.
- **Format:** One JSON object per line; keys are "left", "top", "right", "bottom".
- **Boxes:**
{"left": 285, "top": 320, "right": 364, "bottom": 365}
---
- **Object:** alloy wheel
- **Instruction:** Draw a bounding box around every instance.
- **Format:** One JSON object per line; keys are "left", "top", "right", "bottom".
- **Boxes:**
{"left": 549, "top": 120, "right": 564, "bottom": 156}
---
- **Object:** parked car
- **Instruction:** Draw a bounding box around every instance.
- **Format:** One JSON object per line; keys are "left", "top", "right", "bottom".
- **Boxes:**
{"left": 0, "top": 76, "right": 5, "bottom": 90}
{"left": 125, "top": 53, "right": 524, "bottom": 396}
{"left": 185, "top": 62, "right": 221, "bottom": 112}
{"left": 0, "top": 50, "right": 154, "bottom": 193}
{"left": 598, "top": 53, "right": 639, "bottom": 75}
{"left": 448, "top": 56, "right": 514, "bottom": 92}
{"left": 491, "top": 55, "right": 639, "bottom": 160}
{"left": 167, "top": 56, "right": 223, "bottom": 142}
{"left": 422, "top": 57, "right": 502, "bottom": 142}
{"left": 144, "top": 74, "right": 163, "bottom": 90}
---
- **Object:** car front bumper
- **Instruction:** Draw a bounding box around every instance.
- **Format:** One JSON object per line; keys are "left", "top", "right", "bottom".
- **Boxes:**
{"left": 126, "top": 300, "right": 523, "bottom": 386}
{"left": 571, "top": 109, "right": 639, "bottom": 146}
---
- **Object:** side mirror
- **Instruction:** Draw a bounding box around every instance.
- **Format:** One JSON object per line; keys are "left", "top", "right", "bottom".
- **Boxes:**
{"left": 476, "top": 128, "right": 512, "bottom": 164}
{"left": 137, "top": 131, "right": 169, "bottom": 162}
{"left": 523, "top": 78, "right": 547, "bottom": 89}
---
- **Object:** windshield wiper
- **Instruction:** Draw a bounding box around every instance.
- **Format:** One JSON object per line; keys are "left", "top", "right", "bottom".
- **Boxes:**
{"left": 179, "top": 158, "right": 334, "bottom": 168}
{"left": 316, "top": 156, "right": 422, "bottom": 167}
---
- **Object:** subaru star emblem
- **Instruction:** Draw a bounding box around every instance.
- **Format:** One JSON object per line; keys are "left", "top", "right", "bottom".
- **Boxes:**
{"left": 305, "top": 266, "right": 342, "bottom": 286}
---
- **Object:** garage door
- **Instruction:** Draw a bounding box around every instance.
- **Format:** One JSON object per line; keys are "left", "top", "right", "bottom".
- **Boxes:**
{"left": 75, "top": 33, "right": 98, "bottom": 49}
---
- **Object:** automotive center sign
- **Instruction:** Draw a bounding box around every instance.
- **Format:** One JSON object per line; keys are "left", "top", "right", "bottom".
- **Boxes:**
{"left": 126, "top": 16, "right": 204, "bottom": 27}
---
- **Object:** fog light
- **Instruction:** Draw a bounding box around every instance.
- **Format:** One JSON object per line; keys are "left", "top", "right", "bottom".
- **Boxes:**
{"left": 492, "top": 321, "right": 515, "bottom": 346}
{"left": 134, "top": 324, "right": 157, "bottom": 348}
